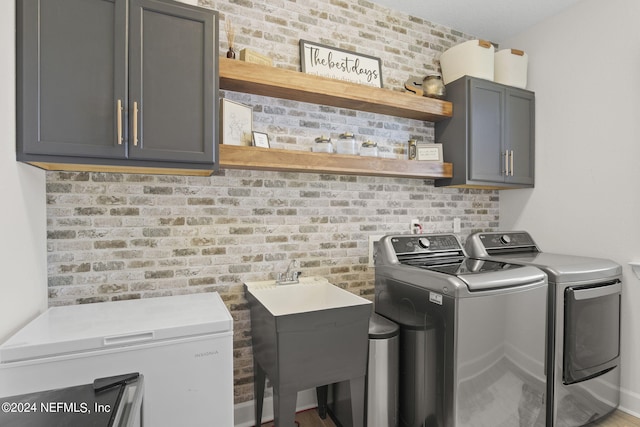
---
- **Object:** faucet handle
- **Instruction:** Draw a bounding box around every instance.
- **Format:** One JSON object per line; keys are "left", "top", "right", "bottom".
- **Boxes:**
{"left": 276, "top": 261, "right": 301, "bottom": 285}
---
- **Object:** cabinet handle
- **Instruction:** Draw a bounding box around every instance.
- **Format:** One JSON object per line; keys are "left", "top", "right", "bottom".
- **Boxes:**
{"left": 504, "top": 151, "right": 509, "bottom": 176}
{"left": 509, "top": 150, "right": 514, "bottom": 176}
{"left": 116, "top": 99, "right": 123, "bottom": 145}
{"left": 133, "top": 101, "right": 139, "bottom": 146}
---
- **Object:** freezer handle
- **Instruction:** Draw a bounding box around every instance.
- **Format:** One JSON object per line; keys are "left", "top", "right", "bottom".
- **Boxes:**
{"left": 104, "top": 331, "right": 155, "bottom": 346}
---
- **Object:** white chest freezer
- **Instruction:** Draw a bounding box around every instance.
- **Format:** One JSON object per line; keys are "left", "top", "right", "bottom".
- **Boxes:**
{"left": 0, "top": 293, "right": 234, "bottom": 427}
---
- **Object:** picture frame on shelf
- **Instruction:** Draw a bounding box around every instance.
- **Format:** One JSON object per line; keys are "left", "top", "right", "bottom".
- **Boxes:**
{"left": 221, "top": 98, "right": 252, "bottom": 146}
{"left": 252, "top": 131, "right": 270, "bottom": 148}
{"left": 416, "top": 143, "right": 443, "bottom": 162}
{"left": 299, "top": 39, "right": 383, "bottom": 88}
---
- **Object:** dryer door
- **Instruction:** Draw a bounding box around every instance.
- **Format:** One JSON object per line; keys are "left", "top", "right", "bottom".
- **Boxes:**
{"left": 563, "top": 280, "right": 621, "bottom": 384}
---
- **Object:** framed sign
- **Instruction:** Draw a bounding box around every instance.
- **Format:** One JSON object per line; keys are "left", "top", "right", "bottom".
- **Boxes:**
{"left": 416, "top": 143, "right": 443, "bottom": 162}
{"left": 221, "top": 99, "right": 252, "bottom": 146}
{"left": 252, "top": 131, "right": 270, "bottom": 148}
{"left": 299, "top": 40, "right": 382, "bottom": 88}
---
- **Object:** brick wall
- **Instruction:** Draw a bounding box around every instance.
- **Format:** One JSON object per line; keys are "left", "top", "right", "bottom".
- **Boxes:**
{"left": 45, "top": 0, "right": 494, "bottom": 405}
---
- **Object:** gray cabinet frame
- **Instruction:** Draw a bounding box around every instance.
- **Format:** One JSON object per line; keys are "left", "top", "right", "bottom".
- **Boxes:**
{"left": 435, "top": 76, "right": 535, "bottom": 189}
{"left": 16, "top": 0, "right": 218, "bottom": 174}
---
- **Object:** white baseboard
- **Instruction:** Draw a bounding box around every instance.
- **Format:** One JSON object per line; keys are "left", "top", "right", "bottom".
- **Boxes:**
{"left": 234, "top": 388, "right": 318, "bottom": 427}
{"left": 620, "top": 386, "right": 640, "bottom": 418}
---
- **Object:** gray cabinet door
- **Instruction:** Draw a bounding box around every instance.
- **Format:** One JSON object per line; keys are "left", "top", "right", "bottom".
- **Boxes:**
{"left": 128, "top": 0, "right": 216, "bottom": 164}
{"left": 468, "top": 79, "right": 505, "bottom": 184}
{"left": 17, "top": 0, "right": 127, "bottom": 159}
{"left": 505, "top": 89, "right": 535, "bottom": 186}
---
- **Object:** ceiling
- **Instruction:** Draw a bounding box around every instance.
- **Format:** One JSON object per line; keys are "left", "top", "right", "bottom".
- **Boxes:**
{"left": 369, "top": 0, "right": 583, "bottom": 42}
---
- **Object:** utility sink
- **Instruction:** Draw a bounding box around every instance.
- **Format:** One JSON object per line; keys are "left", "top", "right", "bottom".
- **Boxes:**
{"left": 244, "top": 276, "right": 372, "bottom": 427}
{"left": 244, "top": 276, "right": 371, "bottom": 316}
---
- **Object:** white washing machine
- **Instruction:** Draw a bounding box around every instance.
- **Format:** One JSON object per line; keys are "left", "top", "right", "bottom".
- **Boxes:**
{"left": 0, "top": 293, "right": 234, "bottom": 427}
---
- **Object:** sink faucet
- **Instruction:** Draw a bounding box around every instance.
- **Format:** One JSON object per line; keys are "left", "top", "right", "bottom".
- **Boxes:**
{"left": 276, "top": 260, "right": 300, "bottom": 285}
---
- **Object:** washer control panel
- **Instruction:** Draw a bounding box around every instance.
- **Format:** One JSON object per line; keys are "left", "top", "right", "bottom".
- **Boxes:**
{"left": 390, "top": 234, "right": 462, "bottom": 255}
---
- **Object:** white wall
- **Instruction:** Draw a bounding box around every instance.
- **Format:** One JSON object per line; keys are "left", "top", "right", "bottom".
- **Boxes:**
{"left": 0, "top": 1, "right": 48, "bottom": 342}
{"left": 499, "top": 0, "right": 640, "bottom": 415}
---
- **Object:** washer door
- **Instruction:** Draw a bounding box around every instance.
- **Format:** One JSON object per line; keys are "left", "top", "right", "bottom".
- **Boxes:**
{"left": 563, "top": 280, "right": 621, "bottom": 384}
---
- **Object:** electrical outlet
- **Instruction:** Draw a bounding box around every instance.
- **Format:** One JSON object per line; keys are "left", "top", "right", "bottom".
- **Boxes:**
{"left": 410, "top": 218, "right": 421, "bottom": 233}
{"left": 453, "top": 217, "right": 461, "bottom": 233}
{"left": 368, "top": 234, "right": 384, "bottom": 267}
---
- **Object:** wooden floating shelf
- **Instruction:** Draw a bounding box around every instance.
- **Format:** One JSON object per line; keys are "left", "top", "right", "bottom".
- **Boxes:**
{"left": 219, "top": 145, "right": 453, "bottom": 179}
{"left": 219, "top": 58, "right": 453, "bottom": 122}
{"left": 218, "top": 58, "right": 453, "bottom": 179}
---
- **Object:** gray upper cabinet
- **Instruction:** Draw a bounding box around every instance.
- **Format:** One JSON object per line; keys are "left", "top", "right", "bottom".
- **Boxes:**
{"left": 16, "top": 0, "right": 219, "bottom": 175}
{"left": 435, "top": 76, "right": 535, "bottom": 189}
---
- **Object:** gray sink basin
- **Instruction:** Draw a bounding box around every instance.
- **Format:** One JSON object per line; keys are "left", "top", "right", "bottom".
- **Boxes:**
{"left": 245, "top": 276, "right": 371, "bottom": 427}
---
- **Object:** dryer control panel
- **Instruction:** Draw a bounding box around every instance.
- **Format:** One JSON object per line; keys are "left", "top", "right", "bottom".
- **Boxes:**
{"left": 476, "top": 232, "right": 536, "bottom": 249}
{"left": 466, "top": 231, "right": 540, "bottom": 257}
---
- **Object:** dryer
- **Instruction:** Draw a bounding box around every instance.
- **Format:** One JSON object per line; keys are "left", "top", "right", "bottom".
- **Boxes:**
{"left": 466, "top": 231, "right": 622, "bottom": 427}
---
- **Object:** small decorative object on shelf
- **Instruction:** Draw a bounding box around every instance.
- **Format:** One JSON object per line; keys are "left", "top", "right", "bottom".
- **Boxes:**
{"left": 299, "top": 39, "right": 382, "bottom": 88}
{"left": 225, "top": 19, "right": 235, "bottom": 59}
{"left": 415, "top": 143, "right": 444, "bottom": 162}
{"left": 422, "top": 74, "right": 446, "bottom": 99}
{"left": 404, "top": 77, "right": 424, "bottom": 96}
{"left": 252, "top": 131, "right": 270, "bottom": 148}
{"left": 360, "top": 141, "right": 378, "bottom": 157}
{"left": 239, "top": 48, "right": 273, "bottom": 67}
{"left": 408, "top": 139, "right": 417, "bottom": 160}
{"left": 313, "top": 135, "right": 334, "bottom": 153}
{"left": 404, "top": 75, "right": 445, "bottom": 99}
{"left": 336, "top": 132, "right": 358, "bottom": 155}
{"left": 221, "top": 98, "right": 252, "bottom": 146}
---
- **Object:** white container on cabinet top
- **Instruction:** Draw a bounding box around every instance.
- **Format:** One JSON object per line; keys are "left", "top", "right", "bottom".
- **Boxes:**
{"left": 494, "top": 48, "right": 528, "bottom": 89}
{"left": 440, "top": 39, "right": 495, "bottom": 85}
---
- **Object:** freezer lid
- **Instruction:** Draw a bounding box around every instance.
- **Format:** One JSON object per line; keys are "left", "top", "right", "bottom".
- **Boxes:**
{"left": 0, "top": 293, "right": 233, "bottom": 363}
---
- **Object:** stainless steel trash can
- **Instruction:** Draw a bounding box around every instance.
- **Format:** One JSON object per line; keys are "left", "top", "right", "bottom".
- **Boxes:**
{"left": 367, "top": 313, "right": 399, "bottom": 427}
{"left": 330, "top": 313, "right": 399, "bottom": 427}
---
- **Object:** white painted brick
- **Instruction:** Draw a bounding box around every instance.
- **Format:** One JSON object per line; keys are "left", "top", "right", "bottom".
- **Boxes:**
{"left": 46, "top": 0, "right": 491, "bottom": 404}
